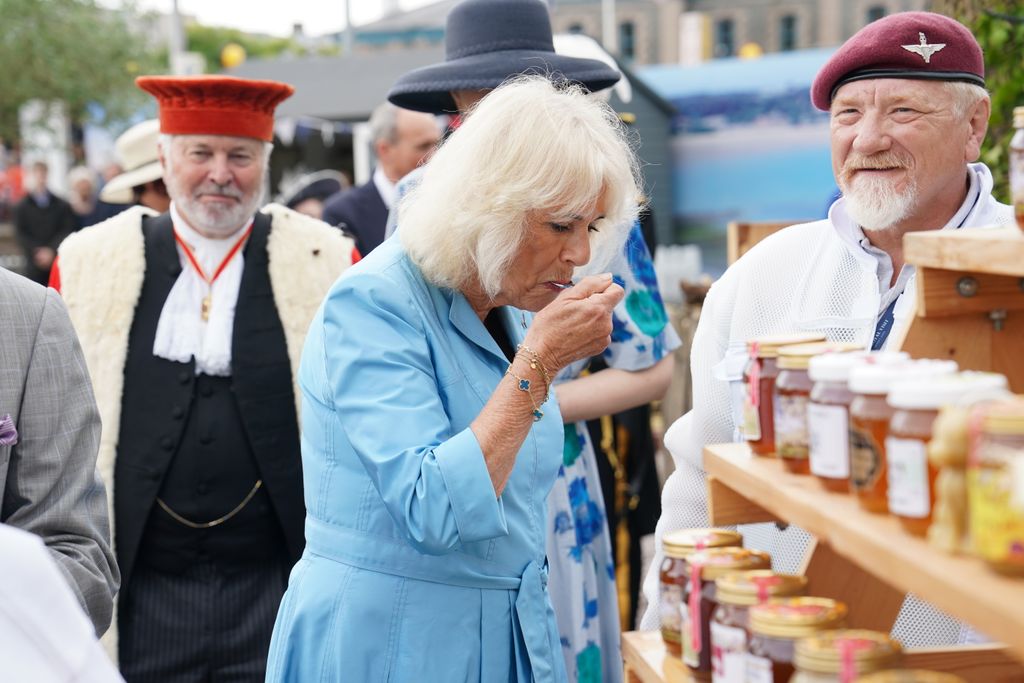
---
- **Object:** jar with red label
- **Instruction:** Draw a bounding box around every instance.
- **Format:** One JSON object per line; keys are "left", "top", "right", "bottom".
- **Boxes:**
{"left": 968, "top": 396, "right": 1024, "bottom": 575}
{"left": 849, "top": 360, "right": 957, "bottom": 514}
{"left": 710, "top": 571, "right": 807, "bottom": 683}
{"left": 680, "top": 547, "right": 771, "bottom": 679}
{"left": 659, "top": 528, "right": 743, "bottom": 654}
{"left": 742, "top": 334, "right": 826, "bottom": 456}
{"left": 887, "top": 372, "right": 1008, "bottom": 537}
{"left": 746, "top": 597, "right": 847, "bottom": 683}
{"left": 791, "top": 629, "right": 901, "bottom": 682}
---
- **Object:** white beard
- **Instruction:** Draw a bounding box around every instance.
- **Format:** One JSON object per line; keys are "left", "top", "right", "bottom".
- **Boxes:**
{"left": 841, "top": 173, "right": 918, "bottom": 233}
{"left": 173, "top": 189, "right": 262, "bottom": 237}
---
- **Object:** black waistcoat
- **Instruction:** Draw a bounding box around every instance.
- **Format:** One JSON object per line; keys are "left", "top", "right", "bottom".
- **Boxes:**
{"left": 114, "top": 213, "right": 305, "bottom": 587}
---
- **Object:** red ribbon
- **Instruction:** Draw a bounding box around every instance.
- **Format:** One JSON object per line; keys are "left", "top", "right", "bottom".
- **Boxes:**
{"left": 837, "top": 637, "right": 873, "bottom": 683}
{"left": 173, "top": 223, "right": 254, "bottom": 289}
{"left": 688, "top": 560, "right": 704, "bottom": 655}
{"left": 748, "top": 343, "right": 761, "bottom": 407}
{"left": 750, "top": 574, "right": 782, "bottom": 604}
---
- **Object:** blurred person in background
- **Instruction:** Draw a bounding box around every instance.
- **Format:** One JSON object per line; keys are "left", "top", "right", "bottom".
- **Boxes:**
{"left": 99, "top": 120, "right": 169, "bottom": 216}
{"left": 386, "top": 1, "right": 678, "bottom": 679}
{"left": 276, "top": 169, "right": 348, "bottom": 221}
{"left": 321, "top": 101, "right": 440, "bottom": 255}
{"left": 15, "top": 161, "right": 75, "bottom": 284}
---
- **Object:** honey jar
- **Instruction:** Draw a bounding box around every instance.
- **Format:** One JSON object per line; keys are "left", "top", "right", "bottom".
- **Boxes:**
{"left": 680, "top": 547, "right": 771, "bottom": 679}
{"left": 887, "top": 372, "right": 1008, "bottom": 536}
{"left": 747, "top": 597, "right": 847, "bottom": 683}
{"left": 848, "top": 360, "right": 957, "bottom": 514}
{"left": 660, "top": 529, "right": 743, "bottom": 653}
{"left": 968, "top": 396, "right": 1024, "bottom": 575}
{"left": 775, "top": 343, "right": 861, "bottom": 474}
{"left": 743, "top": 334, "right": 826, "bottom": 456}
{"left": 710, "top": 571, "right": 807, "bottom": 683}
{"left": 791, "top": 629, "right": 902, "bottom": 682}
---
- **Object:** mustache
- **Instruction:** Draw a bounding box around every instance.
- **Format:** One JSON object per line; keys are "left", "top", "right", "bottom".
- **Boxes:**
{"left": 193, "top": 182, "right": 244, "bottom": 199}
{"left": 840, "top": 151, "right": 911, "bottom": 183}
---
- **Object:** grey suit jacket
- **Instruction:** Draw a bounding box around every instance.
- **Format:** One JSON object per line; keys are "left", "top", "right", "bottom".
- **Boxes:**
{"left": 0, "top": 267, "right": 119, "bottom": 635}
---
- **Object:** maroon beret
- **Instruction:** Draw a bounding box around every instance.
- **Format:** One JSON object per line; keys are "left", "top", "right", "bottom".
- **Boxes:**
{"left": 811, "top": 11, "right": 984, "bottom": 111}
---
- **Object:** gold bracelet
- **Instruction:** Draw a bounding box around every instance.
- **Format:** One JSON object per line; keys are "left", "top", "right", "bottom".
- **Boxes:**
{"left": 516, "top": 344, "right": 552, "bottom": 390}
{"left": 505, "top": 365, "right": 545, "bottom": 422}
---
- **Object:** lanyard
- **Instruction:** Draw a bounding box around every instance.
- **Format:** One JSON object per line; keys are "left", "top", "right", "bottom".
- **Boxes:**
{"left": 173, "top": 224, "right": 253, "bottom": 321}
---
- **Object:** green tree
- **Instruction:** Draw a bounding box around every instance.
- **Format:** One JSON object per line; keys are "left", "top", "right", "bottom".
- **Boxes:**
{"left": 0, "top": 0, "right": 163, "bottom": 142}
{"left": 185, "top": 24, "right": 325, "bottom": 73}
{"left": 935, "top": 1, "right": 1024, "bottom": 202}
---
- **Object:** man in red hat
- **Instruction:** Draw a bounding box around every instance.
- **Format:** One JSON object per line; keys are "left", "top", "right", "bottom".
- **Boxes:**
{"left": 52, "top": 75, "right": 356, "bottom": 680}
{"left": 645, "top": 11, "right": 1012, "bottom": 646}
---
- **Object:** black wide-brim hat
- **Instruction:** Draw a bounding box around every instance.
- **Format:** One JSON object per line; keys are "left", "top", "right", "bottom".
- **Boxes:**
{"left": 388, "top": 0, "right": 621, "bottom": 114}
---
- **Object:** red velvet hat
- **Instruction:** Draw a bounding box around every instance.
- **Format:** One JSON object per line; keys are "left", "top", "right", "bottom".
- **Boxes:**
{"left": 811, "top": 12, "right": 984, "bottom": 111}
{"left": 136, "top": 75, "right": 295, "bottom": 142}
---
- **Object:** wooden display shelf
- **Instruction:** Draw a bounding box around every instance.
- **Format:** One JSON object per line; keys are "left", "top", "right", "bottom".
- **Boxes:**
{"left": 622, "top": 630, "right": 688, "bottom": 683}
{"left": 903, "top": 225, "right": 1024, "bottom": 277}
{"left": 704, "top": 442, "right": 1024, "bottom": 665}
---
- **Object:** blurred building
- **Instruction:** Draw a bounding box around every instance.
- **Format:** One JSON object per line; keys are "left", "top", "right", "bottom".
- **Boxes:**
{"left": 549, "top": 0, "right": 930, "bottom": 65}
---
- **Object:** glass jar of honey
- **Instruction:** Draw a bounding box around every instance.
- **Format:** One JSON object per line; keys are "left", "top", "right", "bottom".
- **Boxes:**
{"left": 743, "top": 334, "right": 827, "bottom": 456}
{"left": 855, "top": 670, "right": 966, "bottom": 683}
{"left": 968, "top": 397, "right": 1024, "bottom": 575}
{"left": 775, "top": 343, "right": 861, "bottom": 474}
{"left": 848, "top": 360, "right": 957, "bottom": 514}
{"left": 681, "top": 547, "right": 771, "bottom": 679}
{"left": 790, "top": 630, "right": 901, "bottom": 682}
{"left": 887, "top": 372, "right": 1008, "bottom": 537}
{"left": 1010, "top": 105, "right": 1024, "bottom": 233}
{"left": 808, "top": 351, "right": 876, "bottom": 492}
{"left": 747, "top": 597, "right": 847, "bottom": 683}
{"left": 710, "top": 571, "right": 807, "bottom": 683}
{"left": 660, "top": 529, "right": 743, "bottom": 653}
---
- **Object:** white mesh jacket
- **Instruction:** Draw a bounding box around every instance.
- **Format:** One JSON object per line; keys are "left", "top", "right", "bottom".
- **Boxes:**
{"left": 641, "top": 163, "right": 1013, "bottom": 645}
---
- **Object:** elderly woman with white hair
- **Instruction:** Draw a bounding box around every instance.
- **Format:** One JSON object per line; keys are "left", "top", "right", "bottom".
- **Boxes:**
{"left": 265, "top": 76, "right": 640, "bottom": 682}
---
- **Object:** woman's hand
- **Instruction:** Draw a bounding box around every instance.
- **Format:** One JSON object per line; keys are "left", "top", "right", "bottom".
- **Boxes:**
{"left": 524, "top": 273, "right": 624, "bottom": 373}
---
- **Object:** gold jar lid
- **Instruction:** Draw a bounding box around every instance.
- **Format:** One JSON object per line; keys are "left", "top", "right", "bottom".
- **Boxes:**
{"left": 981, "top": 396, "right": 1024, "bottom": 435}
{"left": 663, "top": 528, "right": 742, "bottom": 558}
{"left": 749, "top": 597, "right": 847, "bottom": 638}
{"left": 715, "top": 570, "right": 808, "bottom": 606}
{"left": 855, "top": 670, "right": 966, "bottom": 683}
{"left": 685, "top": 547, "right": 771, "bottom": 580}
{"left": 746, "top": 333, "right": 827, "bottom": 359}
{"left": 794, "top": 629, "right": 901, "bottom": 675}
{"left": 777, "top": 342, "right": 863, "bottom": 370}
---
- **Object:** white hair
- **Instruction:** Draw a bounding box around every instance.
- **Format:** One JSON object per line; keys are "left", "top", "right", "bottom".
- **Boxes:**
{"left": 369, "top": 102, "right": 401, "bottom": 145}
{"left": 943, "top": 81, "right": 989, "bottom": 121}
{"left": 399, "top": 76, "right": 642, "bottom": 298}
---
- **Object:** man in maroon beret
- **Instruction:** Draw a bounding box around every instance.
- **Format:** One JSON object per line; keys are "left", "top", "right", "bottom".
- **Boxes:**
{"left": 644, "top": 11, "right": 1012, "bottom": 646}
{"left": 51, "top": 76, "right": 358, "bottom": 680}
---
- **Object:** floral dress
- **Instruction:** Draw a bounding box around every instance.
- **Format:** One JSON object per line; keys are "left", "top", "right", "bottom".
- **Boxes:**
{"left": 548, "top": 223, "right": 681, "bottom": 683}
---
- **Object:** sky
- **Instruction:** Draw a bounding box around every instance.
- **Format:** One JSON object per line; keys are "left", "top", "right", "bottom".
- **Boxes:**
{"left": 100, "top": 0, "right": 440, "bottom": 38}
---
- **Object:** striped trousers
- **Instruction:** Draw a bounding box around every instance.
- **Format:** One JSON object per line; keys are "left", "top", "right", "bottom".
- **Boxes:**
{"left": 119, "top": 557, "right": 289, "bottom": 683}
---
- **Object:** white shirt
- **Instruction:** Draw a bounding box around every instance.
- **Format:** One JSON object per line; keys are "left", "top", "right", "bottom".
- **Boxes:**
{"left": 152, "top": 203, "right": 252, "bottom": 376}
{"left": 372, "top": 166, "right": 398, "bottom": 210}
{"left": 0, "top": 525, "right": 123, "bottom": 682}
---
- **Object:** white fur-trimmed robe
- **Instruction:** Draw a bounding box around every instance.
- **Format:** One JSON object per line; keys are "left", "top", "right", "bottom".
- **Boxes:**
{"left": 57, "top": 203, "right": 355, "bottom": 659}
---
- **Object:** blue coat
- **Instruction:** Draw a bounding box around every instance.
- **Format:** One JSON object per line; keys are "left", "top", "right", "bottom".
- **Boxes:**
{"left": 266, "top": 237, "right": 567, "bottom": 682}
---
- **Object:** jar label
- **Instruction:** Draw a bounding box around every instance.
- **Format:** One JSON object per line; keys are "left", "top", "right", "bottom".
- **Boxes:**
{"left": 745, "top": 653, "right": 774, "bottom": 683}
{"left": 808, "top": 403, "right": 850, "bottom": 478}
{"left": 968, "top": 467, "right": 1024, "bottom": 565}
{"left": 660, "top": 583, "right": 684, "bottom": 639}
{"left": 775, "top": 393, "right": 809, "bottom": 459}
{"left": 742, "top": 393, "right": 762, "bottom": 441}
{"left": 710, "top": 621, "right": 747, "bottom": 683}
{"left": 886, "top": 436, "right": 930, "bottom": 518}
{"left": 850, "top": 423, "right": 882, "bottom": 490}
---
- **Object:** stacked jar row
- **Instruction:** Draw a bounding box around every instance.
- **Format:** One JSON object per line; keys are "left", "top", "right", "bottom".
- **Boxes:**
{"left": 658, "top": 529, "right": 964, "bottom": 682}
{"left": 740, "top": 334, "right": 1024, "bottom": 575}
